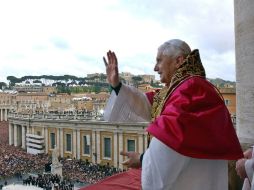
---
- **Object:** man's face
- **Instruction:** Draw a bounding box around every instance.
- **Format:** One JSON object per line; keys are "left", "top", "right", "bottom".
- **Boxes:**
{"left": 154, "top": 52, "right": 179, "bottom": 86}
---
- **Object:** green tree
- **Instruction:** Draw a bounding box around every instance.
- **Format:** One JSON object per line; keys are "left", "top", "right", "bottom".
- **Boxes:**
{"left": 132, "top": 76, "right": 143, "bottom": 87}
{"left": 0, "top": 82, "right": 7, "bottom": 89}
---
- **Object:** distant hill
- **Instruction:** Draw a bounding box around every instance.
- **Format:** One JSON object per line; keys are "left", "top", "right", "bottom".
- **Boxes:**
{"left": 6, "top": 75, "right": 86, "bottom": 86}
{"left": 2, "top": 75, "right": 236, "bottom": 88}
{"left": 207, "top": 78, "right": 236, "bottom": 88}
{"left": 5, "top": 74, "right": 108, "bottom": 86}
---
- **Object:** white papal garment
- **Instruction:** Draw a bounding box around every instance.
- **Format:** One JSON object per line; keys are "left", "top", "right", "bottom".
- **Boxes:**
{"left": 104, "top": 84, "right": 228, "bottom": 190}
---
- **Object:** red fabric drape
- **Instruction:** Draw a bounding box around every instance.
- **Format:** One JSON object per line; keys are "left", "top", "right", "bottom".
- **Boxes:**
{"left": 80, "top": 169, "right": 141, "bottom": 190}
{"left": 147, "top": 76, "right": 243, "bottom": 160}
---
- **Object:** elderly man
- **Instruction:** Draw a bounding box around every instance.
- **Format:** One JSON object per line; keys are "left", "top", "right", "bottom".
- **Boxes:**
{"left": 84, "top": 39, "right": 243, "bottom": 190}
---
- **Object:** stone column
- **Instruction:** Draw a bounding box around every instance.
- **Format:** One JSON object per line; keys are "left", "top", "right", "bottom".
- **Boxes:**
{"left": 119, "top": 132, "right": 123, "bottom": 169}
{"left": 41, "top": 126, "right": 46, "bottom": 153}
{"left": 77, "top": 129, "right": 81, "bottom": 160}
{"left": 235, "top": 0, "right": 254, "bottom": 145}
{"left": 5, "top": 109, "right": 8, "bottom": 121}
{"left": 44, "top": 127, "right": 48, "bottom": 154}
{"left": 96, "top": 131, "right": 101, "bottom": 164}
{"left": 92, "top": 130, "right": 97, "bottom": 163}
{"left": 138, "top": 133, "right": 144, "bottom": 154}
{"left": 41, "top": 125, "right": 45, "bottom": 137}
{"left": 231, "top": 2, "right": 254, "bottom": 190}
{"left": 14, "top": 124, "right": 18, "bottom": 146}
{"left": 59, "top": 128, "right": 63, "bottom": 158}
{"left": 113, "top": 132, "right": 118, "bottom": 167}
{"left": 57, "top": 128, "right": 60, "bottom": 149}
{"left": 26, "top": 124, "right": 30, "bottom": 134}
{"left": 73, "top": 129, "right": 77, "bottom": 159}
{"left": 0, "top": 109, "right": 3, "bottom": 121}
{"left": 21, "top": 126, "right": 26, "bottom": 149}
{"left": 9, "top": 123, "right": 13, "bottom": 145}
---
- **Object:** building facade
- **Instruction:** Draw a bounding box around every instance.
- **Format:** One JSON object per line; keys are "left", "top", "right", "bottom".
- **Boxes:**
{"left": 8, "top": 113, "right": 148, "bottom": 169}
{"left": 219, "top": 87, "right": 236, "bottom": 116}
{"left": 0, "top": 92, "right": 15, "bottom": 121}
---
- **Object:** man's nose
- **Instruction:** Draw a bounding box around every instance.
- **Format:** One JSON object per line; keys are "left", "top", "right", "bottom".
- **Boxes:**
{"left": 154, "top": 64, "right": 158, "bottom": 71}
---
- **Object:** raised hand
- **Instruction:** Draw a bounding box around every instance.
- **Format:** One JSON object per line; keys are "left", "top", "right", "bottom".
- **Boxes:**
{"left": 103, "top": 50, "right": 120, "bottom": 88}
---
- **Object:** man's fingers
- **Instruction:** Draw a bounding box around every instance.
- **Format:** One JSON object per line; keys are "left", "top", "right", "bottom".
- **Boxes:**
{"left": 107, "top": 51, "right": 113, "bottom": 64}
{"left": 112, "top": 51, "right": 118, "bottom": 66}
{"left": 106, "top": 50, "right": 117, "bottom": 66}
{"left": 103, "top": 57, "right": 108, "bottom": 66}
{"left": 120, "top": 151, "right": 129, "bottom": 157}
{"left": 122, "top": 159, "right": 130, "bottom": 166}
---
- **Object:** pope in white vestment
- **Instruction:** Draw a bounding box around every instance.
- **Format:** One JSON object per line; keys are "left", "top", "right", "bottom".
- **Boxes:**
{"left": 104, "top": 81, "right": 238, "bottom": 190}
{"left": 83, "top": 39, "right": 243, "bottom": 190}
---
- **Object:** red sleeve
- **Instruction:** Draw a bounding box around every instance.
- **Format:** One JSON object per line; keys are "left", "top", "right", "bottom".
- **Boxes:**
{"left": 147, "top": 76, "right": 243, "bottom": 160}
{"left": 145, "top": 91, "right": 155, "bottom": 105}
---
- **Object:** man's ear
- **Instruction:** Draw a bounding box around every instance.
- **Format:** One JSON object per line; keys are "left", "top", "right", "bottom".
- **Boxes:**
{"left": 175, "top": 56, "right": 184, "bottom": 69}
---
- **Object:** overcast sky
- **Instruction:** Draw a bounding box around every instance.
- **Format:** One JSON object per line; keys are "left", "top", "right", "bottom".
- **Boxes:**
{"left": 0, "top": 0, "right": 235, "bottom": 83}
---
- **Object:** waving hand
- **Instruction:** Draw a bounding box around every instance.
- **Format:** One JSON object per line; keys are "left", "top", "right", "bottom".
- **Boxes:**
{"left": 103, "top": 50, "right": 120, "bottom": 88}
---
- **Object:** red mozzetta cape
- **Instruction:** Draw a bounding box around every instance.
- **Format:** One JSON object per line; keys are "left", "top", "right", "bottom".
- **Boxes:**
{"left": 146, "top": 76, "right": 243, "bottom": 160}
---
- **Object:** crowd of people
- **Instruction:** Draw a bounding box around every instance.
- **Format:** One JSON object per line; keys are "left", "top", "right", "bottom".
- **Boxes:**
{"left": 0, "top": 121, "right": 123, "bottom": 189}
{"left": 0, "top": 121, "right": 8, "bottom": 144}
{"left": 0, "top": 143, "right": 49, "bottom": 179}
{"left": 62, "top": 158, "right": 123, "bottom": 184}
{"left": 0, "top": 122, "right": 50, "bottom": 179}
{"left": 23, "top": 174, "right": 74, "bottom": 190}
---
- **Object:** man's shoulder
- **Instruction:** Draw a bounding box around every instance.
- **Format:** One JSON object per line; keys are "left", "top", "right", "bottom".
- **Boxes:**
{"left": 170, "top": 76, "right": 220, "bottom": 99}
{"left": 180, "top": 76, "right": 215, "bottom": 90}
{"left": 184, "top": 76, "right": 208, "bottom": 85}
{"left": 176, "top": 76, "right": 223, "bottom": 102}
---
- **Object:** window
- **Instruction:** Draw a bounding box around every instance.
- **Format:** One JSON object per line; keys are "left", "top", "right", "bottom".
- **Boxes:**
{"left": 66, "top": 134, "right": 72, "bottom": 152}
{"left": 127, "top": 139, "right": 135, "bottom": 152}
{"left": 224, "top": 99, "right": 231, "bottom": 106}
{"left": 104, "top": 137, "right": 111, "bottom": 158}
{"left": 50, "top": 133, "right": 55, "bottom": 149}
{"left": 83, "top": 135, "right": 90, "bottom": 155}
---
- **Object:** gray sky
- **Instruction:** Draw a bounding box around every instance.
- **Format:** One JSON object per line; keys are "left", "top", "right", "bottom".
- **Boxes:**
{"left": 0, "top": 0, "right": 235, "bottom": 83}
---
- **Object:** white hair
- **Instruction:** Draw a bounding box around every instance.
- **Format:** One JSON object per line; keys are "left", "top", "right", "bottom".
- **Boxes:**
{"left": 158, "top": 39, "right": 191, "bottom": 58}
